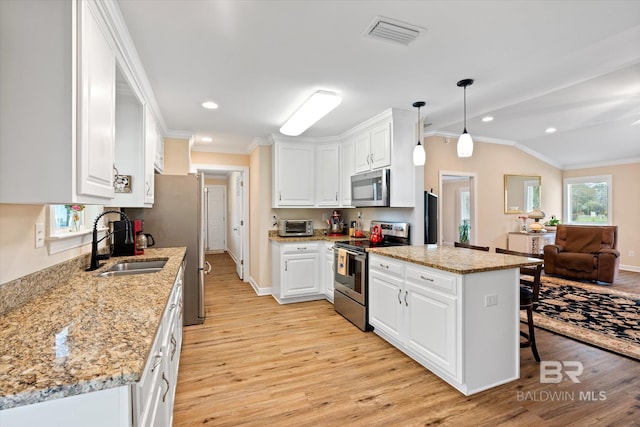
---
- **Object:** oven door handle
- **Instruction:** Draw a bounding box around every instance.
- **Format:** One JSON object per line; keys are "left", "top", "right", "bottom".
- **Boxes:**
{"left": 333, "top": 247, "right": 364, "bottom": 258}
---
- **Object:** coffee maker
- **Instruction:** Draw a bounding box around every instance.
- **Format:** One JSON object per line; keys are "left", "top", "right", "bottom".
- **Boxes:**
{"left": 112, "top": 219, "right": 144, "bottom": 256}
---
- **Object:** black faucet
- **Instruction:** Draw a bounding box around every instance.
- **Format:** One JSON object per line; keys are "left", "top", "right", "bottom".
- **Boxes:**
{"left": 86, "top": 210, "right": 134, "bottom": 271}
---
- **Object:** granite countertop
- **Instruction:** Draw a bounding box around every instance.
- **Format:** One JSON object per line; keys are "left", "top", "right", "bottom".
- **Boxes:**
{"left": 0, "top": 247, "right": 187, "bottom": 410}
{"left": 269, "top": 229, "right": 368, "bottom": 243}
{"left": 367, "top": 245, "right": 543, "bottom": 274}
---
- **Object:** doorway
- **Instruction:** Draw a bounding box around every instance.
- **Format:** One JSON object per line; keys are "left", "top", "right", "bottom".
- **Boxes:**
{"left": 194, "top": 164, "right": 249, "bottom": 282}
{"left": 439, "top": 171, "right": 478, "bottom": 246}
{"left": 204, "top": 185, "right": 226, "bottom": 252}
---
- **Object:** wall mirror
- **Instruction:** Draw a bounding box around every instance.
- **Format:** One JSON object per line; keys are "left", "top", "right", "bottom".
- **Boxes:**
{"left": 504, "top": 175, "right": 541, "bottom": 214}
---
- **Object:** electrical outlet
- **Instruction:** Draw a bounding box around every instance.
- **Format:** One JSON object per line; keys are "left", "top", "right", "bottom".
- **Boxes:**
{"left": 485, "top": 294, "right": 498, "bottom": 307}
{"left": 629, "top": 250, "right": 635, "bottom": 257}
{"left": 35, "top": 223, "right": 45, "bottom": 248}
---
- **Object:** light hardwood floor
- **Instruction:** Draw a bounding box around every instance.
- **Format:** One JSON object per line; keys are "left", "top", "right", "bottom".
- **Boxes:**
{"left": 173, "top": 253, "right": 639, "bottom": 426}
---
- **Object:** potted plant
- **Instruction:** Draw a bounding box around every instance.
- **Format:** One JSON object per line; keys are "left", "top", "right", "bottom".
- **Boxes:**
{"left": 544, "top": 215, "right": 560, "bottom": 231}
{"left": 459, "top": 220, "right": 470, "bottom": 244}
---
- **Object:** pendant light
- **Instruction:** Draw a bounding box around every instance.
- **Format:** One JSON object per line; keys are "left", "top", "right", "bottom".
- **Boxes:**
{"left": 412, "top": 101, "right": 426, "bottom": 166}
{"left": 456, "top": 79, "right": 474, "bottom": 158}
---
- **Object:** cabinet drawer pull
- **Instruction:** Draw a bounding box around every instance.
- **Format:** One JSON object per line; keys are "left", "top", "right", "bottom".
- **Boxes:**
{"left": 397, "top": 288, "right": 402, "bottom": 304}
{"left": 297, "top": 247, "right": 307, "bottom": 251}
{"left": 420, "top": 275, "right": 434, "bottom": 282}
{"left": 379, "top": 263, "right": 389, "bottom": 269}
{"left": 404, "top": 290, "right": 408, "bottom": 306}
{"left": 162, "top": 372, "right": 170, "bottom": 403}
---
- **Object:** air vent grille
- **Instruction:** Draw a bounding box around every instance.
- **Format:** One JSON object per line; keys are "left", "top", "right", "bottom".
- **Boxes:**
{"left": 364, "top": 16, "right": 423, "bottom": 45}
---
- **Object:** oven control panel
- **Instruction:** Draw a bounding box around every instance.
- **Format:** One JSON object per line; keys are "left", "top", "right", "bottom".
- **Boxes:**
{"left": 370, "top": 221, "right": 410, "bottom": 239}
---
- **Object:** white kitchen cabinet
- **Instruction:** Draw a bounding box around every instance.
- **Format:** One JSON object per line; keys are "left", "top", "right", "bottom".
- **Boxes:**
{"left": 272, "top": 142, "right": 315, "bottom": 207}
{"left": 368, "top": 253, "right": 518, "bottom": 395}
{"left": 340, "top": 139, "right": 355, "bottom": 207}
{"left": 143, "top": 106, "right": 157, "bottom": 205}
{"left": 0, "top": 0, "right": 117, "bottom": 204}
{"left": 271, "top": 241, "right": 325, "bottom": 304}
{"left": 353, "top": 122, "right": 391, "bottom": 173}
{"left": 0, "top": 262, "right": 184, "bottom": 427}
{"left": 316, "top": 144, "right": 341, "bottom": 206}
{"left": 323, "top": 242, "right": 335, "bottom": 302}
{"left": 155, "top": 131, "right": 165, "bottom": 173}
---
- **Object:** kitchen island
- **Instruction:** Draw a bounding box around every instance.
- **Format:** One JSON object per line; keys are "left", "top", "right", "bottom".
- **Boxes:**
{"left": 366, "top": 245, "right": 543, "bottom": 396}
{"left": 0, "top": 247, "right": 186, "bottom": 426}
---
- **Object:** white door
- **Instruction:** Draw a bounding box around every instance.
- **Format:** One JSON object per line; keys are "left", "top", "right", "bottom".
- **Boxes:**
{"left": 232, "top": 173, "right": 244, "bottom": 280}
{"left": 205, "top": 185, "right": 225, "bottom": 252}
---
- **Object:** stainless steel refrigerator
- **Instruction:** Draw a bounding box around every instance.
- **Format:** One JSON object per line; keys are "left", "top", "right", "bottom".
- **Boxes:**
{"left": 127, "top": 173, "right": 208, "bottom": 326}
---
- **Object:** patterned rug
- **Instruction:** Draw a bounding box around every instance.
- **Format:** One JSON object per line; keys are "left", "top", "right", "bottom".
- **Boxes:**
{"left": 522, "top": 275, "right": 640, "bottom": 360}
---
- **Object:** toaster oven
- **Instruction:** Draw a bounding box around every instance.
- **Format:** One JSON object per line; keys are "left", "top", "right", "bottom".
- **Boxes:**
{"left": 278, "top": 219, "right": 314, "bottom": 237}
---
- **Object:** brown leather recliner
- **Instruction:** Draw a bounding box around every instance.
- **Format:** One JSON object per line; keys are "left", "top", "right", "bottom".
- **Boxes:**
{"left": 544, "top": 225, "right": 620, "bottom": 283}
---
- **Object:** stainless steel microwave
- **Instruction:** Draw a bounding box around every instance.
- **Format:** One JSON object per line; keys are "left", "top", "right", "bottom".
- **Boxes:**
{"left": 351, "top": 169, "right": 390, "bottom": 207}
{"left": 278, "top": 219, "right": 314, "bottom": 237}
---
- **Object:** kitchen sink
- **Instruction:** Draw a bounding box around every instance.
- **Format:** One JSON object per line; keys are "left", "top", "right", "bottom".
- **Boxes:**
{"left": 97, "top": 258, "right": 168, "bottom": 277}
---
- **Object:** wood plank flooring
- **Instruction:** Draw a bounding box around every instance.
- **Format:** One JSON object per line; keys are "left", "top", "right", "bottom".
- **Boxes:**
{"left": 173, "top": 253, "right": 639, "bottom": 426}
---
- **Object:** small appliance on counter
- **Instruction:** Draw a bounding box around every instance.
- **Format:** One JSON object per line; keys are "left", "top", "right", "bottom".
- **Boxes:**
{"left": 328, "top": 210, "right": 344, "bottom": 236}
{"left": 112, "top": 219, "right": 144, "bottom": 256}
{"left": 278, "top": 219, "right": 314, "bottom": 237}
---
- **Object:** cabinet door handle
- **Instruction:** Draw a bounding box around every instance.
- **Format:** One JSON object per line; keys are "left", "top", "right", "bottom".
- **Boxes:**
{"left": 370, "top": 153, "right": 374, "bottom": 164}
{"left": 366, "top": 154, "right": 370, "bottom": 165}
{"left": 397, "top": 288, "right": 402, "bottom": 304}
{"left": 162, "top": 372, "right": 170, "bottom": 403}
{"left": 285, "top": 260, "right": 288, "bottom": 271}
{"left": 205, "top": 260, "right": 212, "bottom": 274}
{"left": 151, "top": 353, "right": 162, "bottom": 372}
{"left": 279, "top": 192, "right": 282, "bottom": 201}
{"left": 420, "top": 275, "right": 434, "bottom": 282}
{"left": 335, "top": 192, "right": 338, "bottom": 201}
{"left": 405, "top": 290, "right": 408, "bottom": 306}
{"left": 146, "top": 181, "right": 151, "bottom": 195}
{"left": 171, "top": 334, "right": 177, "bottom": 360}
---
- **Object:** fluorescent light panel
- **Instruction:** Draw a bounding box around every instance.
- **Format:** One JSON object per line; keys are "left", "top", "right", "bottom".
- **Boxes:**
{"left": 280, "top": 91, "right": 342, "bottom": 136}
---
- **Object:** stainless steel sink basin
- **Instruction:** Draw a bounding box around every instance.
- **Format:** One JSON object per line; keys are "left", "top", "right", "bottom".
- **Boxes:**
{"left": 97, "top": 258, "right": 168, "bottom": 277}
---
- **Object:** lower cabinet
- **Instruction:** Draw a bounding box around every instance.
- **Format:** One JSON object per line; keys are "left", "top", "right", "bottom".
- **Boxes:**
{"left": 134, "top": 263, "right": 184, "bottom": 426}
{"left": 323, "top": 242, "right": 335, "bottom": 302}
{"left": 271, "top": 241, "right": 324, "bottom": 304}
{"left": 369, "top": 253, "right": 519, "bottom": 396}
{"left": 0, "top": 263, "right": 185, "bottom": 427}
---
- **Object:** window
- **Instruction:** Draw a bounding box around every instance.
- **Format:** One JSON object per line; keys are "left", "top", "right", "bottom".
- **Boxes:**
{"left": 46, "top": 205, "right": 105, "bottom": 254}
{"left": 523, "top": 179, "right": 540, "bottom": 212}
{"left": 564, "top": 175, "right": 612, "bottom": 225}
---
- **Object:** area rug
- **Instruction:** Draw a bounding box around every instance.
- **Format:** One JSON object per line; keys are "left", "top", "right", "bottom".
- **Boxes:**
{"left": 521, "top": 276, "right": 640, "bottom": 360}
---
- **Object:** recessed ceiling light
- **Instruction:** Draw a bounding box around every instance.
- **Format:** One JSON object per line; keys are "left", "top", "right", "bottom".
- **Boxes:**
{"left": 202, "top": 101, "right": 219, "bottom": 109}
{"left": 201, "top": 137, "right": 213, "bottom": 142}
{"left": 545, "top": 127, "right": 557, "bottom": 134}
{"left": 482, "top": 116, "right": 494, "bottom": 122}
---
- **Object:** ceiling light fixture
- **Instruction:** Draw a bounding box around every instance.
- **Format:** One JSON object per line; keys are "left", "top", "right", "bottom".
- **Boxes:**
{"left": 412, "top": 101, "right": 426, "bottom": 166}
{"left": 456, "top": 78, "right": 474, "bottom": 158}
{"left": 202, "top": 101, "right": 219, "bottom": 109}
{"left": 279, "top": 90, "right": 342, "bottom": 136}
{"left": 482, "top": 116, "right": 494, "bottom": 122}
{"left": 201, "top": 137, "right": 213, "bottom": 142}
{"left": 545, "top": 127, "right": 557, "bottom": 134}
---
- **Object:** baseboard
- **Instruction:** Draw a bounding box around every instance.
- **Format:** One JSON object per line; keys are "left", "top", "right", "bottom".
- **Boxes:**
{"left": 620, "top": 264, "right": 640, "bottom": 273}
{"left": 248, "top": 276, "right": 271, "bottom": 296}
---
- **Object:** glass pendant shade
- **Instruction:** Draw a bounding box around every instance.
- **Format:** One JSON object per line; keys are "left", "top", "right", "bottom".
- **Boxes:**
{"left": 457, "top": 130, "right": 473, "bottom": 157}
{"left": 413, "top": 143, "right": 426, "bottom": 165}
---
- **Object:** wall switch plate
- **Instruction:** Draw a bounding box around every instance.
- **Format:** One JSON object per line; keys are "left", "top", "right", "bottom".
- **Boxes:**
{"left": 485, "top": 294, "right": 498, "bottom": 307}
{"left": 35, "top": 223, "right": 45, "bottom": 248}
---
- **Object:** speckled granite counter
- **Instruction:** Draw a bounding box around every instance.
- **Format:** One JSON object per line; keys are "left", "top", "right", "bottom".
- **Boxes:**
{"left": 0, "top": 247, "right": 186, "bottom": 410}
{"left": 268, "top": 229, "right": 368, "bottom": 243}
{"left": 367, "top": 245, "right": 542, "bottom": 274}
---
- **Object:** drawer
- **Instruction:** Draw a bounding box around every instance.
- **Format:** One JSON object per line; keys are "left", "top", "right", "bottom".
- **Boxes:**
{"left": 369, "top": 255, "right": 403, "bottom": 277}
{"left": 282, "top": 242, "right": 320, "bottom": 254}
{"left": 405, "top": 266, "right": 457, "bottom": 296}
{"left": 134, "top": 326, "right": 164, "bottom": 421}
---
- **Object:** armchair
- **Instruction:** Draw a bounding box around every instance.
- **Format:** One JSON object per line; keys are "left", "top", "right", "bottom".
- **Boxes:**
{"left": 543, "top": 224, "right": 619, "bottom": 283}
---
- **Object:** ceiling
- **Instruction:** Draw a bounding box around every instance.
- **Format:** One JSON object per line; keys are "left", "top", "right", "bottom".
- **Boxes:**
{"left": 116, "top": 0, "right": 640, "bottom": 170}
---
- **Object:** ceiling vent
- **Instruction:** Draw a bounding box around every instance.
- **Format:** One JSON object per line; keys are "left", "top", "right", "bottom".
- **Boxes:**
{"left": 363, "top": 16, "right": 424, "bottom": 45}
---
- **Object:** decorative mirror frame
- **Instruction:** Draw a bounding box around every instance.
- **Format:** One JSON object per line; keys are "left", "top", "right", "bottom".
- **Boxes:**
{"left": 504, "top": 174, "right": 541, "bottom": 214}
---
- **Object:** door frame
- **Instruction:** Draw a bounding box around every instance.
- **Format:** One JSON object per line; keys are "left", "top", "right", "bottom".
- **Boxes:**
{"left": 193, "top": 163, "right": 249, "bottom": 282}
{"left": 438, "top": 170, "right": 478, "bottom": 246}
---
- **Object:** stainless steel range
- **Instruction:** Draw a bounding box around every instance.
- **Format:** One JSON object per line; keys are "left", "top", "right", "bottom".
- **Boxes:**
{"left": 333, "top": 221, "right": 410, "bottom": 331}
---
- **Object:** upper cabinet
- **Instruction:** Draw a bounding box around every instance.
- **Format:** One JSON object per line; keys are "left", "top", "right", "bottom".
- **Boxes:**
{"left": 316, "top": 144, "right": 340, "bottom": 206}
{"left": 354, "top": 122, "right": 391, "bottom": 173}
{"left": 0, "top": 0, "right": 161, "bottom": 205}
{"left": 273, "top": 141, "right": 316, "bottom": 207}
